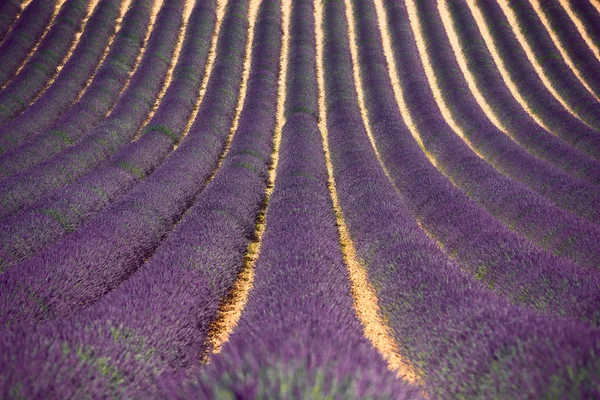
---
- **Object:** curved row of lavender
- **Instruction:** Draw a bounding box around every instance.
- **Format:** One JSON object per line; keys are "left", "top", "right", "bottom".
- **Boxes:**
{"left": 0, "top": 0, "right": 154, "bottom": 177}
{"left": 535, "top": 0, "right": 600, "bottom": 99}
{"left": 0, "top": 0, "right": 283, "bottom": 396}
{"left": 165, "top": 0, "right": 420, "bottom": 397}
{"left": 323, "top": 0, "right": 600, "bottom": 397}
{"left": 352, "top": 0, "right": 600, "bottom": 326}
{"left": 0, "top": 0, "right": 182, "bottom": 220}
{"left": 442, "top": 0, "right": 600, "bottom": 186}
{"left": 568, "top": 1, "right": 600, "bottom": 50}
{"left": 0, "top": 0, "right": 214, "bottom": 273}
{"left": 503, "top": 0, "right": 600, "bottom": 131}
{"left": 472, "top": 0, "right": 600, "bottom": 159}
{"left": 406, "top": 0, "right": 600, "bottom": 265}
{"left": 0, "top": 0, "right": 90, "bottom": 124}
{"left": 0, "top": 0, "right": 252, "bottom": 328}
{"left": 0, "top": 0, "right": 56, "bottom": 88}
{"left": 0, "top": 0, "right": 22, "bottom": 41}
{"left": 0, "top": 0, "right": 599, "bottom": 397}
{"left": 0, "top": 0, "right": 121, "bottom": 158}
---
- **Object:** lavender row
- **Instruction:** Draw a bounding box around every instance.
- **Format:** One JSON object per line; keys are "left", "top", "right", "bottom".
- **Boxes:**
{"left": 0, "top": 0, "right": 154, "bottom": 177}
{"left": 359, "top": 0, "right": 600, "bottom": 320}
{"left": 569, "top": 1, "right": 600, "bottom": 51}
{"left": 0, "top": 0, "right": 121, "bottom": 158}
{"left": 407, "top": 0, "right": 600, "bottom": 265}
{"left": 0, "top": 0, "right": 56, "bottom": 88}
{"left": 472, "top": 0, "right": 600, "bottom": 159}
{"left": 0, "top": 0, "right": 183, "bottom": 220}
{"left": 0, "top": 0, "right": 254, "bottom": 328}
{"left": 176, "top": 116, "right": 418, "bottom": 396}
{"left": 324, "top": 0, "right": 600, "bottom": 397}
{"left": 535, "top": 1, "right": 600, "bottom": 99}
{"left": 172, "top": 0, "right": 419, "bottom": 393}
{"left": 443, "top": 0, "right": 600, "bottom": 186}
{"left": 0, "top": 0, "right": 21, "bottom": 41}
{"left": 0, "top": 1, "right": 279, "bottom": 396}
{"left": 414, "top": 0, "right": 600, "bottom": 222}
{"left": 0, "top": 0, "right": 216, "bottom": 273}
{"left": 0, "top": 0, "right": 90, "bottom": 124}
{"left": 503, "top": 0, "right": 600, "bottom": 130}
{"left": 357, "top": 0, "right": 600, "bottom": 324}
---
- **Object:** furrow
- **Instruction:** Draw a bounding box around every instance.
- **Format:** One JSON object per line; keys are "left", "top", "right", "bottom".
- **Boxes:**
{"left": 439, "top": 0, "right": 600, "bottom": 186}
{"left": 104, "top": 0, "right": 165, "bottom": 118}
{"left": 0, "top": 0, "right": 63, "bottom": 89}
{"left": 73, "top": 0, "right": 135, "bottom": 104}
{"left": 0, "top": 0, "right": 218, "bottom": 272}
{"left": 205, "top": 0, "right": 288, "bottom": 355}
{"left": 0, "top": 0, "right": 25, "bottom": 44}
{"left": 170, "top": 0, "right": 227, "bottom": 153}
{"left": 134, "top": 0, "right": 197, "bottom": 138}
{"left": 0, "top": 0, "right": 123, "bottom": 158}
{"left": 531, "top": 0, "right": 600, "bottom": 101}
{"left": 0, "top": 0, "right": 159, "bottom": 171}
{"left": 0, "top": 0, "right": 254, "bottom": 327}
{"left": 367, "top": 0, "right": 600, "bottom": 324}
{"left": 0, "top": 0, "right": 89, "bottom": 124}
{"left": 316, "top": 0, "right": 421, "bottom": 385}
{"left": 558, "top": 0, "right": 600, "bottom": 62}
{"left": 465, "top": 0, "right": 600, "bottom": 159}
{"left": 436, "top": 0, "right": 508, "bottom": 136}
{"left": 319, "top": 0, "right": 600, "bottom": 397}
{"left": 28, "top": 0, "right": 103, "bottom": 105}
{"left": 339, "top": 0, "right": 430, "bottom": 385}
{"left": 200, "top": 0, "right": 262, "bottom": 187}
{"left": 495, "top": 0, "right": 600, "bottom": 130}
{"left": 0, "top": 0, "right": 184, "bottom": 219}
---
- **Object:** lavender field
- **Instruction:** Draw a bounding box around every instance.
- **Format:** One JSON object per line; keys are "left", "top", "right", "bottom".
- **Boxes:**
{"left": 1, "top": 0, "right": 600, "bottom": 398}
